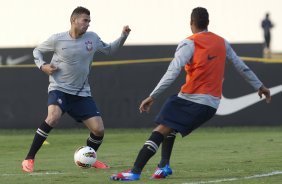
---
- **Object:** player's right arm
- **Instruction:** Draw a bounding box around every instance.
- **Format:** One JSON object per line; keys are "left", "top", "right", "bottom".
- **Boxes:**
{"left": 139, "top": 39, "right": 194, "bottom": 113}
{"left": 225, "top": 40, "right": 271, "bottom": 103}
{"left": 33, "top": 35, "right": 56, "bottom": 69}
{"left": 33, "top": 34, "right": 58, "bottom": 75}
{"left": 40, "top": 64, "right": 58, "bottom": 75}
{"left": 149, "top": 39, "right": 194, "bottom": 99}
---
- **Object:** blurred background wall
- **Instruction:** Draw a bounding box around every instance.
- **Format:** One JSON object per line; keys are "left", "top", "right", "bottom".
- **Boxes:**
{"left": 0, "top": 0, "right": 281, "bottom": 128}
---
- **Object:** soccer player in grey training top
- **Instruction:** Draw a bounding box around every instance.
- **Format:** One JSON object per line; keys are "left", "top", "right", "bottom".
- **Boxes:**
{"left": 22, "top": 6, "right": 131, "bottom": 172}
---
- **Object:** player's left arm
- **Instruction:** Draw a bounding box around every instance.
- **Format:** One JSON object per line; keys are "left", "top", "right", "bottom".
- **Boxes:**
{"left": 97, "top": 25, "right": 131, "bottom": 55}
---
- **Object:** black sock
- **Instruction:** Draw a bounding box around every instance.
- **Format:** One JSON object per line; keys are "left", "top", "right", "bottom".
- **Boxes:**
{"left": 159, "top": 131, "right": 176, "bottom": 167}
{"left": 25, "top": 121, "right": 53, "bottom": 160}
{"left": 131, "top": 131, "right": 164, "bottom": 174}
{"left": 87, "top": 133, "right": 103, "bottom": 152}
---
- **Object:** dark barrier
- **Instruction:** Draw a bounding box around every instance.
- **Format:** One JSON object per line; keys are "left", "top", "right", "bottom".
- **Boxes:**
{"left": 0, "top": 43, "right": 281, "bottom": 129}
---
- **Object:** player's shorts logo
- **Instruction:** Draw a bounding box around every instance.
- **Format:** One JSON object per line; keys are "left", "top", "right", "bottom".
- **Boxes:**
{"left": 57, "top": 98, "right": 63, "bottom": 105}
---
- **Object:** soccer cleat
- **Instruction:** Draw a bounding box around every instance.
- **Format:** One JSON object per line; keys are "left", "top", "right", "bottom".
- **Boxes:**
{"left": 151, "top": 164, "right": 173, "bottom": 179}
{"left": 110, "top": 170, "right": 140, "bottom": 181}
{"left": 22, "top": 159, "right": 34, "bottom": 173}
{"left": 92, "top": 160, "right": 110, "bottom": 169}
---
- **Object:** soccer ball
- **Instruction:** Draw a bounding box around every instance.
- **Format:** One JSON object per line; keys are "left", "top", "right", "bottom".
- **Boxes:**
{"left": 74, "top": 146, "right": 97, "bottom": 168}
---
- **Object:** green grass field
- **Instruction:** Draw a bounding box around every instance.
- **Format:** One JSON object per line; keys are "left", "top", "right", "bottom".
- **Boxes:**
{"left": 1, "top": 127, "right": 282, "bottom": 184}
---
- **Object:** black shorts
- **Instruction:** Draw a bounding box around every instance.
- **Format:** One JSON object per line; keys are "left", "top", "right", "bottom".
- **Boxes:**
{"left": 155, "top": 94, "right": 216, "bottom": 137}
{"left": 48, "top": 90, "right": 101, "bottom": 122}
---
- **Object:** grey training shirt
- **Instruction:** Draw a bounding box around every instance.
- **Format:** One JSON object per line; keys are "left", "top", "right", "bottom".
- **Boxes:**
{"left": 34, "top": 31, "right": 128, "bottom": 97}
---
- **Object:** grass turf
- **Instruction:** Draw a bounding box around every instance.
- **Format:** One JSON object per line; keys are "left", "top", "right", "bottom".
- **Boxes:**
{"left": 0, "top": 127, "right": 282, "bottom": 184}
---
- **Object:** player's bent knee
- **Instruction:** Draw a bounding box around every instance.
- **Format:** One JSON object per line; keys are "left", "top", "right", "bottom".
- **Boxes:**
{"left": 45, "top": 115, "right": 60, "bottom": 127}
{"left": 153, "top": 124, "right": 173, "bottom": 136}
{"left": 92, "top": 128, "right": 104, "bottom": 137}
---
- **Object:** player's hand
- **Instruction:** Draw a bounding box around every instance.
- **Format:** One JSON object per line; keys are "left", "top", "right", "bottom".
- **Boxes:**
{"left": 258, "top": 85, "right": 271, "bottom": 103}
{"left": 41, "top": 64, "right": 58, "bottom": 75}
{"left": 139, "top": 96, "right": 154, "bottom": 113}
{"left": 122, "top": 25, "right": 131, "bottom": 35}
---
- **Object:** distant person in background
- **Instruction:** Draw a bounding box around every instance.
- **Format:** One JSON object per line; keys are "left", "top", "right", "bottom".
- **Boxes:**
{"left": 110, "top": 7, "right": 271, "bottom": 181}
{"left": 261, "top": 13, "right": 274, "bottom": 57}
{"left": 21, "top": 6, "right": 131, "bottom": 172}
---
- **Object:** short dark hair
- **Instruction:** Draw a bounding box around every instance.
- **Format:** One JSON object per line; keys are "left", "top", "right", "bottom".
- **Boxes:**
{"left": 71, "top": 6, "right": 90, "bottom": 18}
{"left": 191, "top": 7, "right": 209, "bottom": 29}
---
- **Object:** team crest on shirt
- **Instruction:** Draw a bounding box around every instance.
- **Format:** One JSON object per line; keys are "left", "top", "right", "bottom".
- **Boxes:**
{"left": 85, "top": 41, "right": 93, "bottom": 52}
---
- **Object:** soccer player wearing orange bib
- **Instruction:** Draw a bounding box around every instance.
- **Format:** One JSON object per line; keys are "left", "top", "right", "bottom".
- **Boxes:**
{"left": 110, "top": 7, "right": 271, "bottom": 181}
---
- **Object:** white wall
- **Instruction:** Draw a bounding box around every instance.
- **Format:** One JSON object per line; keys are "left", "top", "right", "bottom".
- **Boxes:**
{"left": 1, "top": 0, "right": 281, "bottom": 52}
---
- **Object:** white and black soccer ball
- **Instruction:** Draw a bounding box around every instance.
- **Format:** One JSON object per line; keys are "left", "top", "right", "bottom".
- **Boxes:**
{"left": 74, "top": 146, "right": 97, "bottom": 168}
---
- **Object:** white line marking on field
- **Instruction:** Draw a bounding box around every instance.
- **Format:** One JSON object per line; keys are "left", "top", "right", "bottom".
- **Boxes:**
{"left": 1, "top": 172, "right": 65, "bottom": 177}
{"left": 182, "top": 171, "right": 282, "bottom": 184}
{"left": 29, "top": 172, "right": 65, "bottom": 176}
